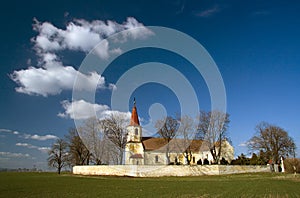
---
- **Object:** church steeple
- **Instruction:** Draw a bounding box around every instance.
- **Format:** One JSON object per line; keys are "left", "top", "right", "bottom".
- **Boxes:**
{"left": 130, "top": 98, "right": 140, "bottom": 126}
{"left": 125, "top": 98, "right": 144, "bottom": 165}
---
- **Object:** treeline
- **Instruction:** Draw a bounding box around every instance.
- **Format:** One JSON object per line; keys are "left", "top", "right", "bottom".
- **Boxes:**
{"left": 231, "top": 153, "right": 269, "bottom": 165}
{"left": 48, "top": 114, "right": 129, "bottom": 174}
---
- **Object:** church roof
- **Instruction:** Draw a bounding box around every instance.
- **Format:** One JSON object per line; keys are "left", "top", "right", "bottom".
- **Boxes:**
{"left": 141, "top": 137, "right": 209, "bottom": 153}
{"left": 130, "top": 154, "right": 143, "bottom": 159}
{"left": 129, "top": 98, "right": 140, "bottom": 126}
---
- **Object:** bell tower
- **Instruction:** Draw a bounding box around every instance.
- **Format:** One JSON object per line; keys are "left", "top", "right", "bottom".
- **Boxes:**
{"left": 125, "top": 98, "right": 144, "bottom": 165}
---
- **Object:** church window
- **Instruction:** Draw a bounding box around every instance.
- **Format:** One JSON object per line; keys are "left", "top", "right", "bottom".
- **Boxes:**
{"left": 193, "top": 157, "right": 195, "bottom": 163}
{"left": 155, "top": 155, "right": 159, "bottom": 163}
{"left": 135, "top": 128, "right": 138, "bottom": 136}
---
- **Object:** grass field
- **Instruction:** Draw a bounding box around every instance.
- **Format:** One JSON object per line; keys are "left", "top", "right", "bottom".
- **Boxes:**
{"left": 0, "top": 172, "right": 299, "bottom": 197}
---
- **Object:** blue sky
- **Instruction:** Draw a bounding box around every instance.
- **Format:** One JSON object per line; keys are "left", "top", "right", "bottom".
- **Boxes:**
{"left": 0, "top": 0, "right": 299, "bottom": 170}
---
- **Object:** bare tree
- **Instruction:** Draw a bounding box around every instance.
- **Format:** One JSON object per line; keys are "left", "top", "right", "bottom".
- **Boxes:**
{"left": 155, "top": 116, "right": 179, "bottom": 164}
{"left": 78, "top": 117, "right": 112, "bottom": 165}
{"left": 99, "top": 113, "right": 128, "bottom": 164}
{"left": 248, "top": 122, "right": 296, "bottom": 163}
{"left": 65, "top": 128, "right": 91, "bottom": 166}
{"left": 48, "top": 138, "right": 69, "bottom": 174}
{"left": 176, "top": 115, "right": 196, "bottom": 164}
{"left": 197, "top": 110, "right": 230, "bottom": 164}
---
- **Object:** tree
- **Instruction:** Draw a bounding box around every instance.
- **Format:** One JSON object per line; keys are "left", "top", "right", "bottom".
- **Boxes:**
{"left": 155, "top": 116, "right": 179, "bottom": 164}
{"left": 48, "top": 138, "right": 69, "bottom": 174}
{"left": 248, "top": 122, "right": 296, "bottom": 163}
{"left": 78, "top": 117, "right": 112, "bottom": 165}
{"left": 176, "top": 115, "right": 195, "bottom": 164}
{"left": 65, "top": 128, "right": 90, "bottom": 166}
{"left": 99, "top": 113, "right": 129, "bottom": 164}
{"left": 197, "top": 110, "right": 230, "bottom": 164}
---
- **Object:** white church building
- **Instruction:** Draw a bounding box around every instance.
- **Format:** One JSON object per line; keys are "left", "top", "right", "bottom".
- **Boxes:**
{"left": 124, "top": 101, "right": 234, "bottom": 165}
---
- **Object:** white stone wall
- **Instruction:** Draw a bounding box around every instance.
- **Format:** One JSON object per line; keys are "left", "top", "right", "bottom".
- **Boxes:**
{"left": 73, "top": 165, "right": 270, "bottom": 177}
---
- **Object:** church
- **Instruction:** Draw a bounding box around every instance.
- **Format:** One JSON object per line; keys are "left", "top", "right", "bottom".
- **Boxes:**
{"left": 124, "top": 100, "right": 234, "bottom": 165}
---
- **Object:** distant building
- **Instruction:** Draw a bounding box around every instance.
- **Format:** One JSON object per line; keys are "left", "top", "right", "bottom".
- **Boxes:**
{"left": 124, "top": 100, "right": 234, "bottom": 165}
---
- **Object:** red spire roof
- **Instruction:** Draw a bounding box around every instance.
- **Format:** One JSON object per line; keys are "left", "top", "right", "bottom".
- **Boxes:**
{"left": 130, "top": 98, "right": 140, "bottom": 126}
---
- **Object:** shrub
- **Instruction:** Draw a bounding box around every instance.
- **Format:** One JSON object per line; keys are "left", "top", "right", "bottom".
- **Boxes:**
{"left": 197, "top": 159, "right": 202, "bottom": 165}
{"left": 203, "top": 159, "right": 209, "bottom": 165}
{"left": 220, "top": 157, "right": 229, "bottom": 165}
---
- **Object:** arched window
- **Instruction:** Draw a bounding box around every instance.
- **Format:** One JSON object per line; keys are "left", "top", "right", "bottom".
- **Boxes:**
{"left": 135, "top": 128, "right": 139, "bottom": 136}
{"left": 155, "top": 155, "right": 159, "bottom": 163}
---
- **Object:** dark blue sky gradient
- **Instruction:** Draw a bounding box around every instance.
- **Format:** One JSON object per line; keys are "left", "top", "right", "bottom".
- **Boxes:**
{"left": 0, "top": 0, "right": 299, "bottom": 169}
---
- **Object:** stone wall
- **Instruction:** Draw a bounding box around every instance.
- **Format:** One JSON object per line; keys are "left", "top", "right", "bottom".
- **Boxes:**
{"left": 73, "top": 165, "right": 270, "bottom": 177}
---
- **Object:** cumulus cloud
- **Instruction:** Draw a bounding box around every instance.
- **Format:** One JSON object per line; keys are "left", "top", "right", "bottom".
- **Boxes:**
{"left": 16, "top": 143, "right": 50, "bottom": 153}
{"left": 10, "top": 52, "right": 106, "bottom": 96}
{"left": 0, "top": 129, "right": 19, "bottom": 135}
{"left": 32, "top": 17, "right": 152, "bottom": 54}
{"left": 11, "top": 17, "right": 152, "bottom": 97}
{"left": 1, "top": 128, "right": 57, "bottom": 143}
{"left": 58, "top": 99, "right": 131, "bottom": 121}
{"left": 0, "top": 152, "right": 31, "bottom": 158}
{"left": 22, "top": 134, "right": 58, "bottom": 141}
{"left": 100, "top": 110, "right": 132, "bottom": 122}
{"left": 58, "top": 99, "right": 110, "bottom": 120}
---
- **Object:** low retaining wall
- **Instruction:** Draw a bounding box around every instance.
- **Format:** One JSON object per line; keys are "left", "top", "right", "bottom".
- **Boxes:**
{"left": 73, "top": 165, "right": 269, "bottom": 177}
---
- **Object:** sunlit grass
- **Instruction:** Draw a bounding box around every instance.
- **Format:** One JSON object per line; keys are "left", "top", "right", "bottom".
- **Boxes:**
{"left": 0, "top": 172, "right": 299, "bottom": 197}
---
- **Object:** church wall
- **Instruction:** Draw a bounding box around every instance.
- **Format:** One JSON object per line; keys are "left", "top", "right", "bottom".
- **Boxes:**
{"left": 144, "top": 151, "right": 217, "bottom": 165}
{"left": 144, "top": 151, "right": 166, "bottom": 165}
{"left": 125, "top": 142, "right": 144, "bottom": 165}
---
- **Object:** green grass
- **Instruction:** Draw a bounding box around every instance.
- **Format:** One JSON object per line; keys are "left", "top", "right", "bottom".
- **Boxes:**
{"left": 0, "top": 172, "right": 299, "bottom": 198}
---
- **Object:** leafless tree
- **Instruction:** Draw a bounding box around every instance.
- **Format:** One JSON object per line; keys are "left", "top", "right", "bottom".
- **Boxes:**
{"left": 78, "top": 117, "right": 112, "bottom": 165}
{"left": 177, "top": 115, "right": 195, "bottom": 147}
{"left": 65, "top": 128, "right": 91, "bottom": 166}
{"left": 248, "top": 122, "right": 296, "bottom": 163}
{"left": 155, "top": 116, "right": 179, "bottom": 164}
{"left": 175, "top": 115, "right": 196, "bottom": 164}
{"left": 48, "top": 138, "right": 69, "bottom": 174}
{"left": 197, "top": 110, "right": 230, "bottom": 164}
{"left": 99, "top": 113, "right": 128, "bottom": 164}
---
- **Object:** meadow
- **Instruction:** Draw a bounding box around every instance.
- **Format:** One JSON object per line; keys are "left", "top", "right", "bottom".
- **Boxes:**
{"left": 0, "top": 172, "right": 299, "bottom": 197}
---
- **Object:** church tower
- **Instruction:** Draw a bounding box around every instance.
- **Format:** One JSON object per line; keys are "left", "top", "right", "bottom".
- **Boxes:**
{"left": 124, "top": 98, "right": 144, "bottom": 165}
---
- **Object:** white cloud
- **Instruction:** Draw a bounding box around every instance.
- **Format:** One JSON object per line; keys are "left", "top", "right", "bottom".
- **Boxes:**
{"left": 0, "top": 152, "right": 31, "bottom": 158}
{"left": 11, "top": 17, "right": 152, "bottom": 97}
{"left": 100, "top": 110, "right": 131, "bottom": 121}
{"left": 16, "top": 143, "right": 50, "bottom": 153}
{"left": 122, "top": 17, "right": 154, "bottom": 40}
{"left": 10, "top": 53, "right": 106, "bottom": 96}
{"left": 32, "top": 17, "right": 152, "bottom": 54}
{"left": 58, "top": 99, "right": 110, "bottom": 120}
{"left": 0, "top": 129, "right": 11, "bottom": 133}
{"left": 238, "top": 142, "right": 249, "bottom": 147}
{"left": 58, "top": 99, "right": 132, "bottom": 121}
{"left": 30, "top": 134, "right": 58, "bottom": 141}
{"left": 22, "top": 134, "right": 58, "bottom": 141}
{"left": 0, "top": 129, "right": 19, "bottom": 135}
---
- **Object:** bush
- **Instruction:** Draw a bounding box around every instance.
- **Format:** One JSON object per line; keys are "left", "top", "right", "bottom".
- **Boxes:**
{"left": 220, "top": 157, "right": 229, "bottom": 165}
{"left": 197, "top": 159, "right": 202, "bottom": 165}
{"left": 283, "top": 158, "right": 300, "bottom": 173}
{"left": 203, "top": 159, "right": 209, "bottom": 165}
